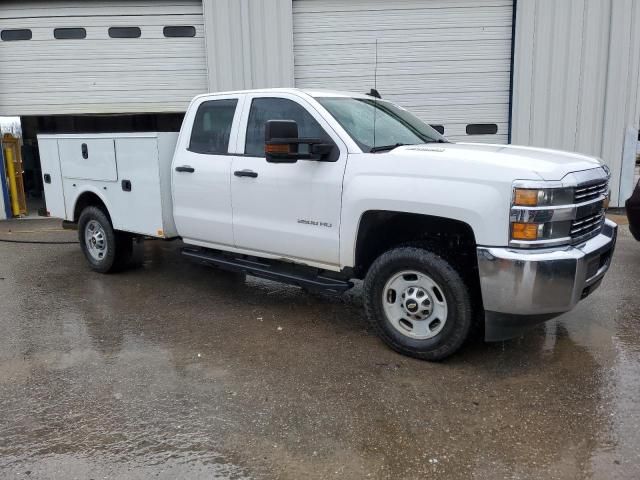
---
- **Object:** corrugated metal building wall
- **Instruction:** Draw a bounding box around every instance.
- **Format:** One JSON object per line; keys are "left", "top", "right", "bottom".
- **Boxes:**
{"left": 511, "top": 0, "right": 640, "bottom": 206}
{"left": 202, "top": 0, "right": 294, "bottom": 92}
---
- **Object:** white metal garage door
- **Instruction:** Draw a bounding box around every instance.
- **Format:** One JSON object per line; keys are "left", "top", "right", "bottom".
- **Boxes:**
{"left": 0, "top": 0, "right": 207, "bottom": 116}
{"left": 293, "top": 0, "right": 514, "bottom": 143}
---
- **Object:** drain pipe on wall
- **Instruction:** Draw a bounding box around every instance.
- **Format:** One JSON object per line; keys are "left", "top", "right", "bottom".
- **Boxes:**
{"left": 619, "top": 126, "right": 639, "bottom": 204}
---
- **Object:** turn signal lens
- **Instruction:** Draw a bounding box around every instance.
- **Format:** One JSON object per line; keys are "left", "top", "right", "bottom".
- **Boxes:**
{"left": 265, "top": 143, "right": 290, "bottom": 154}
{"left": 514, "top": 189, "right": 539, "bottom": 206}
{"left": 511, "top": 222, "right": 539, "bottom": 240}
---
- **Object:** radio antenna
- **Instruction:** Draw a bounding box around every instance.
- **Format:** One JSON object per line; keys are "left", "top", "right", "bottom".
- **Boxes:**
{"left": 373, "top": 38, "right": 378, "bottom": 150}
{"left": 374, "top": 38, "right": 378, "bottom": 92}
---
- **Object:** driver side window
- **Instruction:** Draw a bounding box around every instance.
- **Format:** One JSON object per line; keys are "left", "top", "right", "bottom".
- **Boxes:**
{"left": 244, "top": 97, "right": 331, "bottom": 157}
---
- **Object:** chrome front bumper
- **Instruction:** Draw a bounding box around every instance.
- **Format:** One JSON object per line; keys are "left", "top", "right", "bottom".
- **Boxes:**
{"left": 477, "top": 219, "right": 617, "bottom": 341}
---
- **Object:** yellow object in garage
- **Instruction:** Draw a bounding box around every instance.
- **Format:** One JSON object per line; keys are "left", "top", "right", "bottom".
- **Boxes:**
{"left": 2, "top": 133, "right": 27, "bottom": 217}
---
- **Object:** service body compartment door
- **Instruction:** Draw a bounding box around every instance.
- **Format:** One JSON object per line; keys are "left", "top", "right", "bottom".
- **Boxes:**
{"left": 37, "top": 137, "right": 67, "bottom": 219}
{"left": 110, "top": 136, "right": 174, "bottom": 237}
{"left": 58, "top": 138, "right": 117, "bottom": 181}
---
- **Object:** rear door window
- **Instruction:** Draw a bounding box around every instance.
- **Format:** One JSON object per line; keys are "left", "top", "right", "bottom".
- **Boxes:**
{"left": 189, "top": 99, "right": 238, "bottom": 155}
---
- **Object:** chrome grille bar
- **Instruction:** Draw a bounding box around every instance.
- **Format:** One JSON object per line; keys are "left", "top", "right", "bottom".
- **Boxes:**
{"left": 570, "top": 214, "right": 605, "bottom": 244}
{"left": 574, "top": 180, "right": 608, "bottom": 202}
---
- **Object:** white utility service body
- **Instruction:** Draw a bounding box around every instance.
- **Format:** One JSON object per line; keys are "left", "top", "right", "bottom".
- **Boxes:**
{"left": 37, "top": 88, "right": 617, "bottom": 360}
{"left": 39, "top": 132, "right": 178, "bottom": 238}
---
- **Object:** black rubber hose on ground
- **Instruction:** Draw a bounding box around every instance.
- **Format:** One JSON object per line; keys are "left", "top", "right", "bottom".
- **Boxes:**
{"left": 0, "top": 238, "right": 78, "bottom": 245}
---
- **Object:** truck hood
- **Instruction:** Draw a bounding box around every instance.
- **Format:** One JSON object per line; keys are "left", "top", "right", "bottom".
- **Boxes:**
{"left": 392, "top": 142, "right": 603, "bottom": 181}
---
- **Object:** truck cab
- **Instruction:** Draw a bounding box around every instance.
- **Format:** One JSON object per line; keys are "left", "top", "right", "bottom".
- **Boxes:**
{"left": 38, "top": 88, "right": 618, "bottom": 360}
{"left": 172, "top": 89, "right": 348, "bottom": 268}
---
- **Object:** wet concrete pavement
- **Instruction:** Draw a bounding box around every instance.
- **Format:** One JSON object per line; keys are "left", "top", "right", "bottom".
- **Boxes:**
{"left": 0, "top": 218, "right": 639, "bottom": 479}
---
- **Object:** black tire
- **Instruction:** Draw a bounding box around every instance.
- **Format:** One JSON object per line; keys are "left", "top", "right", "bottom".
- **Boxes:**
{"left": 363, "top": 247, "right": 472, "bottom": 361}
{"left": 78, "top": 206, "right": 133, "bottom": 273}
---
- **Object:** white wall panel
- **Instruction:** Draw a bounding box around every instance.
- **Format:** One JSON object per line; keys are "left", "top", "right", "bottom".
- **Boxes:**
{"left": 0, "top": 0, "right": 208, "bottom": 116}
{"left": 202, "top": 0, "right": 294, "bottom": 92}
{"left": 293, "top": 0, "right": 514, "bottom": 143}
{"left": 512, "top": 0, "right": 640, "bottom": 206}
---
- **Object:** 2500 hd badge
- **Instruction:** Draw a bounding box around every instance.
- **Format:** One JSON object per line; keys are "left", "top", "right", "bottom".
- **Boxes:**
{"left": 298, "top": 219, "right": 333, "bottom": 228}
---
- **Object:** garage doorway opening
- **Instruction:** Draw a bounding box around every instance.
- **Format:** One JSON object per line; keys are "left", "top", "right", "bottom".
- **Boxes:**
{"left": 19, "top": 113, "right": 184, "bottom": 218}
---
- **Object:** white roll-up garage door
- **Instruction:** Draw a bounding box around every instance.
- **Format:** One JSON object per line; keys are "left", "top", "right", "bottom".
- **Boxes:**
{"left": 293, "top": 0, "right": 514, "bottom": 143}
{"left": 0, "top": 0, "right": 207, "bottom": 116}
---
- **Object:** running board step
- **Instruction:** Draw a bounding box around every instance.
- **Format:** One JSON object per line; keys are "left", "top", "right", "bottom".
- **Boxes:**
{"left": 181, "top": 247, "right": 353, "bottom": 293}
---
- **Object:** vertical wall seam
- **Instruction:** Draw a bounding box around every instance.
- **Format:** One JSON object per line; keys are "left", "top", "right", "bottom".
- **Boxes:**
{"left": 560, "top": 1, "right": 571, "bottom": 148}
{"left": 573, "top": 0, "right": 588, "bottom": 150}
{"left": 528, "top": 0, "right": 538, "bottom": 143}
{"left": 544, "top": 0, "right": 557, "bottom": 146}
{"left": 202, "top": 0, "right": 213, "bottom": 92}
{"left": 600, "top": 0, "right": 613, "bottom": 159}
{"left": 507, "top": 0, "right": 518, "bottom": 144}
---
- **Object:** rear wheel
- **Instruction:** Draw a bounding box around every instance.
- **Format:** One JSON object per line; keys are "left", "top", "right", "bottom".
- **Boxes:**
{"left": 363, "top": 247, "right": 472, "bottom": 361}
{"left": 78, "top": 206, "right": 133, "bottom": 273}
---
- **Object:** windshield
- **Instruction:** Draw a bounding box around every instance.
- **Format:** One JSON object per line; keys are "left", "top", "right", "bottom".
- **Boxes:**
{"left": 316, "top": 97, "right": 447, "bottom": 152}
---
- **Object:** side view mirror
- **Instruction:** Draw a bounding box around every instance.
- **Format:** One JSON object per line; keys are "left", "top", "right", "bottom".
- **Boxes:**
{"left": 264, "top": 120, "right": 335, "bottom": 163}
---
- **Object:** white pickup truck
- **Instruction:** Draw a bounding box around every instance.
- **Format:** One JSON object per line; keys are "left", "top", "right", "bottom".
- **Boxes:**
{"left": 38, "top": 88, "right": 617, "bottom": 360}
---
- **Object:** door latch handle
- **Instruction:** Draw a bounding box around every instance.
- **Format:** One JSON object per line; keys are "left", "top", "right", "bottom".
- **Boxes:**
{"left": 43, "top": 174, "right": 51, "bottom": 184}
{"left": 234, "top": 169, "right": 258, "bottom": 178}
{"left": 121, "top": 179, "right": 132, "bottom": 192}
{"left": 175, "top": 165, "right": 195, "bottom": 173}
{"left": 81, "top": 143, "right": 88, "bottom": 159}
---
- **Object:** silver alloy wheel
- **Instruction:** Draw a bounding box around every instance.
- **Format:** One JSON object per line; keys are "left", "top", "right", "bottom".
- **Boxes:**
{"left": 85, "top": 219, "right": 108, "bottom": 262}
{"left": 382, "top": 270, "right": 448, "bottom": 339}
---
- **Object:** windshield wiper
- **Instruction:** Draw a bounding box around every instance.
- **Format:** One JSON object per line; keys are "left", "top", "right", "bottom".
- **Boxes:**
{"left": 369, "top": 143, "right": 406, "bottom": 153}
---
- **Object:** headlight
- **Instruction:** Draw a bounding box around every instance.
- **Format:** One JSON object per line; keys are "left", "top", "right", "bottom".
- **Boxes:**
{"left": 510, "top": 185, "right": 575, "bottom": 246}
{"left": 513, "top": 187, "right": 574, "bottom": 207}
{"left": 510, "top": 220, "right": 573, "bottom": 242}
{"left": 510, "top": 170, "right": 609, "bottom": 248}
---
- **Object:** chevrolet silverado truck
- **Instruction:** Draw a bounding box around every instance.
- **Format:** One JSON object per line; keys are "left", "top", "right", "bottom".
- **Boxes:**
{"left": 37, "top": 88, "right": 617, "bottom": 360}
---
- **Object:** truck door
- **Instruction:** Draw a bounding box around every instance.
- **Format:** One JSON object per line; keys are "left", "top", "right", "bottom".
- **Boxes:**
{"left": 230, "top": 94, "right": 347, "bottom": 267}
{"left": 172, "top": 95, "right": 242, "bottom": 248}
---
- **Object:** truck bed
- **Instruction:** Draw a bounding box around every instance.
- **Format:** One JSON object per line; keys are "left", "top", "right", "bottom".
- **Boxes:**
{"left": 37, "top": 132, "right": 179, "bottom": 238}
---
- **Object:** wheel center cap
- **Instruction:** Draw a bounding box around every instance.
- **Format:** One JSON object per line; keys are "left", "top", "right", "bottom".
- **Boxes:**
{"left": 405, "top": 300, "right": 419, "bottom": 313}
{"left": 402, "top": 287, "right": 432, "bottom": 320}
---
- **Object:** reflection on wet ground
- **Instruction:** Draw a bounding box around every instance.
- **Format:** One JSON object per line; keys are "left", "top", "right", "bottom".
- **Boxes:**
{"left": 0, "top": 219, "right": 639, "bottom": 479}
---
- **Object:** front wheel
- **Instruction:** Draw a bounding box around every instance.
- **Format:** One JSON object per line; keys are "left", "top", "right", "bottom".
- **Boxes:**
{"left": 78, "top": 206, "right": 133, "bottom": 273}
{"left": 363, "top": 247, "right": 472, "bottom": 361}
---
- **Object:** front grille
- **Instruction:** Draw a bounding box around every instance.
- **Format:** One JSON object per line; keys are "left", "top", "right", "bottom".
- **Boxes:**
{"left": 569, "top": 174, "right": 609, "bottom": 243}
{"left": 571, "top": 212, "right": 605, "bottom": 242}
{"left": 574, "top": 179, "right": 608, "bottom": 203}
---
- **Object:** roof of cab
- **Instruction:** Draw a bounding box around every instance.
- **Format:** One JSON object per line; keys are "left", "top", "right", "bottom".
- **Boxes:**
{"left": 192, "top": 87, "right": 373, "bottom": 101}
